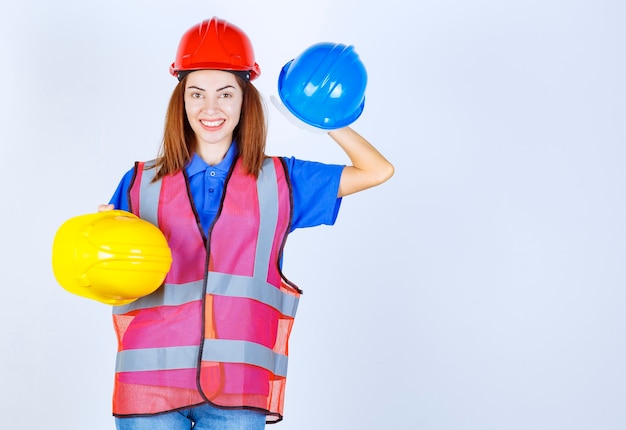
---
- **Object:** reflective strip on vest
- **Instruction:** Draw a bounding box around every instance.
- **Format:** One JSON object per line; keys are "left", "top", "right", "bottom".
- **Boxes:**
{"left": 202, "top": 339, "right": 288, "bottom": 377}
{"left": 112, "top": 279, "right": 204, "bottom": 314}
{"left": 138, "top": 160, "right": 160, "bottom": 227}
{"left": 116, "top": 345, "right": 199, "bottom": 372}
{"left": 254, "top": 163, "right": 278, "bottom": 278}
{"left": 113, "top": 274, "right": 297, "bottom": 317}
{"left": 116, "top": 340, "right": 288, "bottom": 377}
{"left": 206, "top": 272, "right": 298, "bottom": 317}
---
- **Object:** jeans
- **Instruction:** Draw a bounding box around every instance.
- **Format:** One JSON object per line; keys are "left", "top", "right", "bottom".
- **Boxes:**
{"left": 115, "top": 403, "right": 266, "bottom": 430}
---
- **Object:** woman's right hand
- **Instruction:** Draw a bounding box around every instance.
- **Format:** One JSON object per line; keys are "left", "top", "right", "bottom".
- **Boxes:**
{"left": 98, "top": 204, "right": 114, "bottom": 212}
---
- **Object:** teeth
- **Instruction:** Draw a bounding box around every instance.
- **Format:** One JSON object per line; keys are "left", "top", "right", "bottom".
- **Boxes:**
{"left": 201, "top": 119, "right": 224, "bottom": 127}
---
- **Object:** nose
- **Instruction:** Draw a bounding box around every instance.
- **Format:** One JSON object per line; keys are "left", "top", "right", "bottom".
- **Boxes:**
{"left": 202, "top": 96, "right": 219, "bottom": 114}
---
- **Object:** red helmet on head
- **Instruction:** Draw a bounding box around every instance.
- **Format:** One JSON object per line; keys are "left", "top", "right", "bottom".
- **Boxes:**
{"left": 170, "top": 17, "right": 261, "bottom": 81}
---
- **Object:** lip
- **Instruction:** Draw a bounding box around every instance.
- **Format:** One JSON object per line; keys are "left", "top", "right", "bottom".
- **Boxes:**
{"left": 200, "top": 119, "right": 226, "bottom": 130}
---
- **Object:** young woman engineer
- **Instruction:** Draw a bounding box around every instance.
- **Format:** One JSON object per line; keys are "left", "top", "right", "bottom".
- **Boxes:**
{"left": 98, "top": 17, "right": 394, "bottom": 430}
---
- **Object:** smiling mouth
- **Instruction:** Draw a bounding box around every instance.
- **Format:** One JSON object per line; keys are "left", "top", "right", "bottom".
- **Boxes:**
{"left": 201, "top": 119, "right": 225, "bottom": 127}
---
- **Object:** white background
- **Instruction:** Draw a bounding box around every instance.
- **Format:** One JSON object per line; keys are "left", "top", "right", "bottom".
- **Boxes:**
{"left": 1, "top": 1, "right": 625, "bottom": 429}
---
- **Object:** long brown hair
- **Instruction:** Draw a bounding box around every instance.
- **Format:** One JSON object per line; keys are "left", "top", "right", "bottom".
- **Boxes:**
{"left": 153, "top": 73, "right": 267, "bottom": 180}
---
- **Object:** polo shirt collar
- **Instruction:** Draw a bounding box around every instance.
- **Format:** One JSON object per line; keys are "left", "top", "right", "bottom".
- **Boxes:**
{"left": 186, "top": 142, "right": 238, "bottom": 178}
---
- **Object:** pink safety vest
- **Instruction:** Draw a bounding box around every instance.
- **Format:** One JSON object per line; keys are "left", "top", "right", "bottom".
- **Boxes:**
{"left": 112, "top": 157, "right": 300, "bottom": 423}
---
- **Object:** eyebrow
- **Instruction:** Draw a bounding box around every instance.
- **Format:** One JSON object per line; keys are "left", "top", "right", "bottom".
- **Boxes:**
{"left": 216, "top": 85, "right": 236, "bottom": 92}
{"left": 187, "top": 85, "right": 205, "bottom": 92}
{"left": 186, "top": 85, "right": 236, "bottom": 92}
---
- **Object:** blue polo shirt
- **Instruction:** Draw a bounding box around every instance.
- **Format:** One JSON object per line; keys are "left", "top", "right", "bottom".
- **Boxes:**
{"left": 108, "top": 143, "right": 344, "bottom": 235}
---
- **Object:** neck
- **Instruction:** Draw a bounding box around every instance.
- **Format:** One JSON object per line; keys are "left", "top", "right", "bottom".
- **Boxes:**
{"left": 196, "top": 140, "right": 230, "bottom": 166}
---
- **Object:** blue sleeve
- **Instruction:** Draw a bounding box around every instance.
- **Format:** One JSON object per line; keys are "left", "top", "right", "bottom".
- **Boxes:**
{"left": 282, "top": 156, "right": 345, "bottom": 231}
{"left": 108, "top": 167, "right": 135, "bottom": 211}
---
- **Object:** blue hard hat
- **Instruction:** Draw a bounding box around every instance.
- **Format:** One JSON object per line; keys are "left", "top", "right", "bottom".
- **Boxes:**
{"left": 277, "top": 43, "right": 367, "bottom": 130}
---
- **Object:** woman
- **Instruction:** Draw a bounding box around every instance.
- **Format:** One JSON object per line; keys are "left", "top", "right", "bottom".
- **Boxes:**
{"left": 101, "top": 17, "right": 393, "bottom": 430}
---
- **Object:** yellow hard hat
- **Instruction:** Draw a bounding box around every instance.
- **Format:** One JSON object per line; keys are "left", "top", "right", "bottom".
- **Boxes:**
{"left": 52, "top": 210, "right": 172, "bottom": 306}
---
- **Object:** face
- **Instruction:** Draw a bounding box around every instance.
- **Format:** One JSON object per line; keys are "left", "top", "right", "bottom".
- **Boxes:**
{"left": 184, "top": 69, "right": 243, "bottom": 151}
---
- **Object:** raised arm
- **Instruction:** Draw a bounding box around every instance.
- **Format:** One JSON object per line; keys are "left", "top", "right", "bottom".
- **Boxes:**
{"left": 329, "top": 127, "right": 394, "bottom": 197}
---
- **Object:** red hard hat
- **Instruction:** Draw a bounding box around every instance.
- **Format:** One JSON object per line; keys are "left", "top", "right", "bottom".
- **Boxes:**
{"left": 170, "top": 17, "right": 261, "bottom": 81}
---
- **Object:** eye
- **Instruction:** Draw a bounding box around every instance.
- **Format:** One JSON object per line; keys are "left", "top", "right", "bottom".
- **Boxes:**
{"left": 219, "top": 92, "right": 233, "bottom": 98}
{"left": 191, "top": 92, "right": 203, "bottom": 99}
